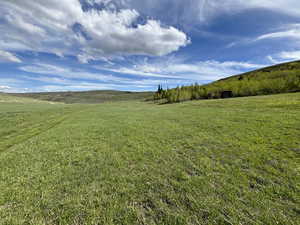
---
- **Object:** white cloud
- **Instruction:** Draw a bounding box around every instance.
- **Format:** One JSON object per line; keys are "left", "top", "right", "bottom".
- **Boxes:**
{"left": 24, "top": 77, "right": 126, "bottom": 92}
{"left": 162, "top": 60, "right": 265, "bottom": 80}
{"left": 1, "top": 0, "right": 299, "bottom": 63}
{"left": 0, "top": 50, "right": 22, "bottom": 63}
{"left": 267, "top": 51, "right": 300, "bottom": 64}
{"left": 19, "top": 63, "right": 132, "bottom": 83}
{"left": 238, "top": 0, "right": 300, "bottom": 17}
{"left": 10, "top": 57, "right": 266, "bottom": 93}
{"left": 97, "top": 58, "right": 265, "bottom": 81}
{"left": 106, "top": 0, "right": 300, "bottom": 28}
{"left": 0, "top": 78, "right": 29, "bottom": 93}
{"left": 15, "top": 58, "right": 266, "bottom": 93}
{"left": 19, "top": 62, "right": 177, "bottom": 85}
{"left": 0, "top": 85, "right": 11, "bottom": 89}
{"left": 0, "top": 0, "right": 189, "bottom": 62}
{"left": 279, "top": 51, "right": 300, "bottom": 60}
{"left": 95, "top": 66, "right": 175, "bottom": 78}
{"left": 21, "top": 71, "right": 171, "bottom": 92}
{"left": 256, "top": 24, "right": 300, "bottom": 41}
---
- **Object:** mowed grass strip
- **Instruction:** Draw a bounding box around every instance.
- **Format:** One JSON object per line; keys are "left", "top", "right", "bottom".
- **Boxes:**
{"left": 0, "top": 93, "right": 299, "bottom": 225}
{"left": 0, "top": 101, "right": 78, "bottom": 152}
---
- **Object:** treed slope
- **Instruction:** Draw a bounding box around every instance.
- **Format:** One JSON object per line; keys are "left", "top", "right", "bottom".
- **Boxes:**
{"left": 215, "top": 59, "right": 300, "bottom": 87}
{"left": 10, "top": 90, "right": 154, "bottom": 104}
{"left": 220, "top": 60, "right": 300, "bottom": 82}
{"left": 154, "top": 60, "right": 300, "bottom": 103}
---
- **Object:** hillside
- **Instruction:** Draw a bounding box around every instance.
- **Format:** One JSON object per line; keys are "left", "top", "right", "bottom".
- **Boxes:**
{"left": 1, "top": 92, "right": 299, "bottom": 224}
{"left": 0, "top": 92, "right": 57, "bottom": 104}
{"left": 154, "top": 60, "right": 300, "bottom": 103}
{"left": 10, "top": 90, "right": 153, "bottom": 104}
{"left": 216, "top": 60, "right": 300, "bottom": 87}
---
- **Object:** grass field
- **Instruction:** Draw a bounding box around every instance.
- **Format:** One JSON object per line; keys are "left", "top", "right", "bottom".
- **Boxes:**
{"left": 0, "top": 93, "right": 299, "bottom": 225}
{"left": 9, "top": 90, "right": 153, "bottom": 104}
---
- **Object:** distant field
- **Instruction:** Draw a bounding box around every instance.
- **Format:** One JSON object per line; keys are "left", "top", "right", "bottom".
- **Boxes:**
{"left": 9, "top": 90, "right": 153, "bottom": 104}
{"left": 0, "top": 93, "right": 299, "bottom": 225}
{"left": 0, "top": 93, "right": 56, "bottom": 104}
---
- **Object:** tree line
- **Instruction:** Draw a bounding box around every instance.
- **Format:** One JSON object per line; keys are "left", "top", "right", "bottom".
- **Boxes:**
{"left": 154, "top": 69, "right": 300, "bottom": 103}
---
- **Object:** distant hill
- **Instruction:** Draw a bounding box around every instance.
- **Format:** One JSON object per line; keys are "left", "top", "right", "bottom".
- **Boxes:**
{"left": 10, "top": 90, "right": 153, "bottom": 104}
{"left": 0, "top": 92, "right": 57, "bottom": 104}
{"left": 154, "top": 60, "right": 300, "bottom": 103}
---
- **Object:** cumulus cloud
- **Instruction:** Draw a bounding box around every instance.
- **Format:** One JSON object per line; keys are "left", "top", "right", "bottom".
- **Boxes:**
{"left": 78, "top": 9, "right": 189, "bottom": 61}
{"left": 0, "top": 0, "right": 189, "bottom": 62}
{"left": 1, "top": 0, "right": 298, "bottom": 63}
{"left": 1, "top": 0, "right": 299, "bottom": 61}
{"left": 0, "top": 50, "right": 22, "bottom": 63}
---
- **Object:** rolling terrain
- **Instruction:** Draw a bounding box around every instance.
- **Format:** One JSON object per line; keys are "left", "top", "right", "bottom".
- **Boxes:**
{"left": 0, "top": 92, "right": 299, "bottom": 225}
{"left": 10, "top": 90, "right": 153, "bottom": 104}
{"left": 9, "top": 61, "right": 300, "bottom": 105}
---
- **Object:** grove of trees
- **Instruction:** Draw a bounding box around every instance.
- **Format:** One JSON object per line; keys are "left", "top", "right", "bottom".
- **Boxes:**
{"left": 154, "top": 69, "right": 300, "bottom": 103}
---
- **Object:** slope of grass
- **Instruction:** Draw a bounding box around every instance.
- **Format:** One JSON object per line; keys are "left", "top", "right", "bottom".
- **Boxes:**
{"left": 0, "top": 93, "right": 57, "bottom": 104}
{"left": 154, "top": 60, "right": 300, "bottom": 103}
{"left": 0, "top": 93, "right": 299, "bottom": 225}
{"left": 10, "top": 90, "right": 153, "bottom": 104}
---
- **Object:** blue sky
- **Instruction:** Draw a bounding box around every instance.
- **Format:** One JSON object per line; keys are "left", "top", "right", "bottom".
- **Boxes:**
{"left": 1, "top": 0, "right": 300, "bottom": 92}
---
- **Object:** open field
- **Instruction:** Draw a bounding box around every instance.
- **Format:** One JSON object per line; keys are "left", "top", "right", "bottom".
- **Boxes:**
{"left": 9, "top": 90, "right": 153, "bottom": 104}
{"left": 0, "top": 93, "right": 299, "bottom": 225}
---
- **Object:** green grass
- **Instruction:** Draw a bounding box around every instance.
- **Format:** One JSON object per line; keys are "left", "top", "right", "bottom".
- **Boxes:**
{"left": 9, "top": 90, "right": 153, "bottom": 104}
{"left": 0, "top": 93, "right": 299, "bottom": 224}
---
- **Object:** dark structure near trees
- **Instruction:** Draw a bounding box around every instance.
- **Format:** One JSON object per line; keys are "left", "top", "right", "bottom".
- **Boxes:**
{"left": 221, "top": 91, "right": 233, "bottom": 98}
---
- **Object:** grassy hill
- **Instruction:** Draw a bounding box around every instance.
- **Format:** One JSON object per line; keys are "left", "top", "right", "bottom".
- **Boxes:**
{"left": 154, "top": 60, "right": 300, "bottom": 103}
{"left": 10, "top": 90, "right": 153, "bottom": 104}
{"left": 221, "top": 60, "right": 300, "bottom": 81}
{"left": 0, "top": 92, "right": 58, "bottom": 104}
{"left": 0, "top": 92, "right": 299, "bottom": 225}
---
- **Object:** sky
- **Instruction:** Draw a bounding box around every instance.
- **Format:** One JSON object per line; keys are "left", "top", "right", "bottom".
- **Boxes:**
{"left": 0, "top": 0, "right": 300, "bottom": 93}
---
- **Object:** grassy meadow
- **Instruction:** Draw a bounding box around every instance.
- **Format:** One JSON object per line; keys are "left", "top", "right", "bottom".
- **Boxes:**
{"left": 0, "top": 92, "right": 299, "bottom": 224}
{"left": 10, "top": 90, "right": 153, "bottom": 104}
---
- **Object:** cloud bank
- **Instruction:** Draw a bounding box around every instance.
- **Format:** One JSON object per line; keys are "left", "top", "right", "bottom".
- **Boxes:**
{"left": 0, "top": 0, "right": 189, "bottom": 62}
